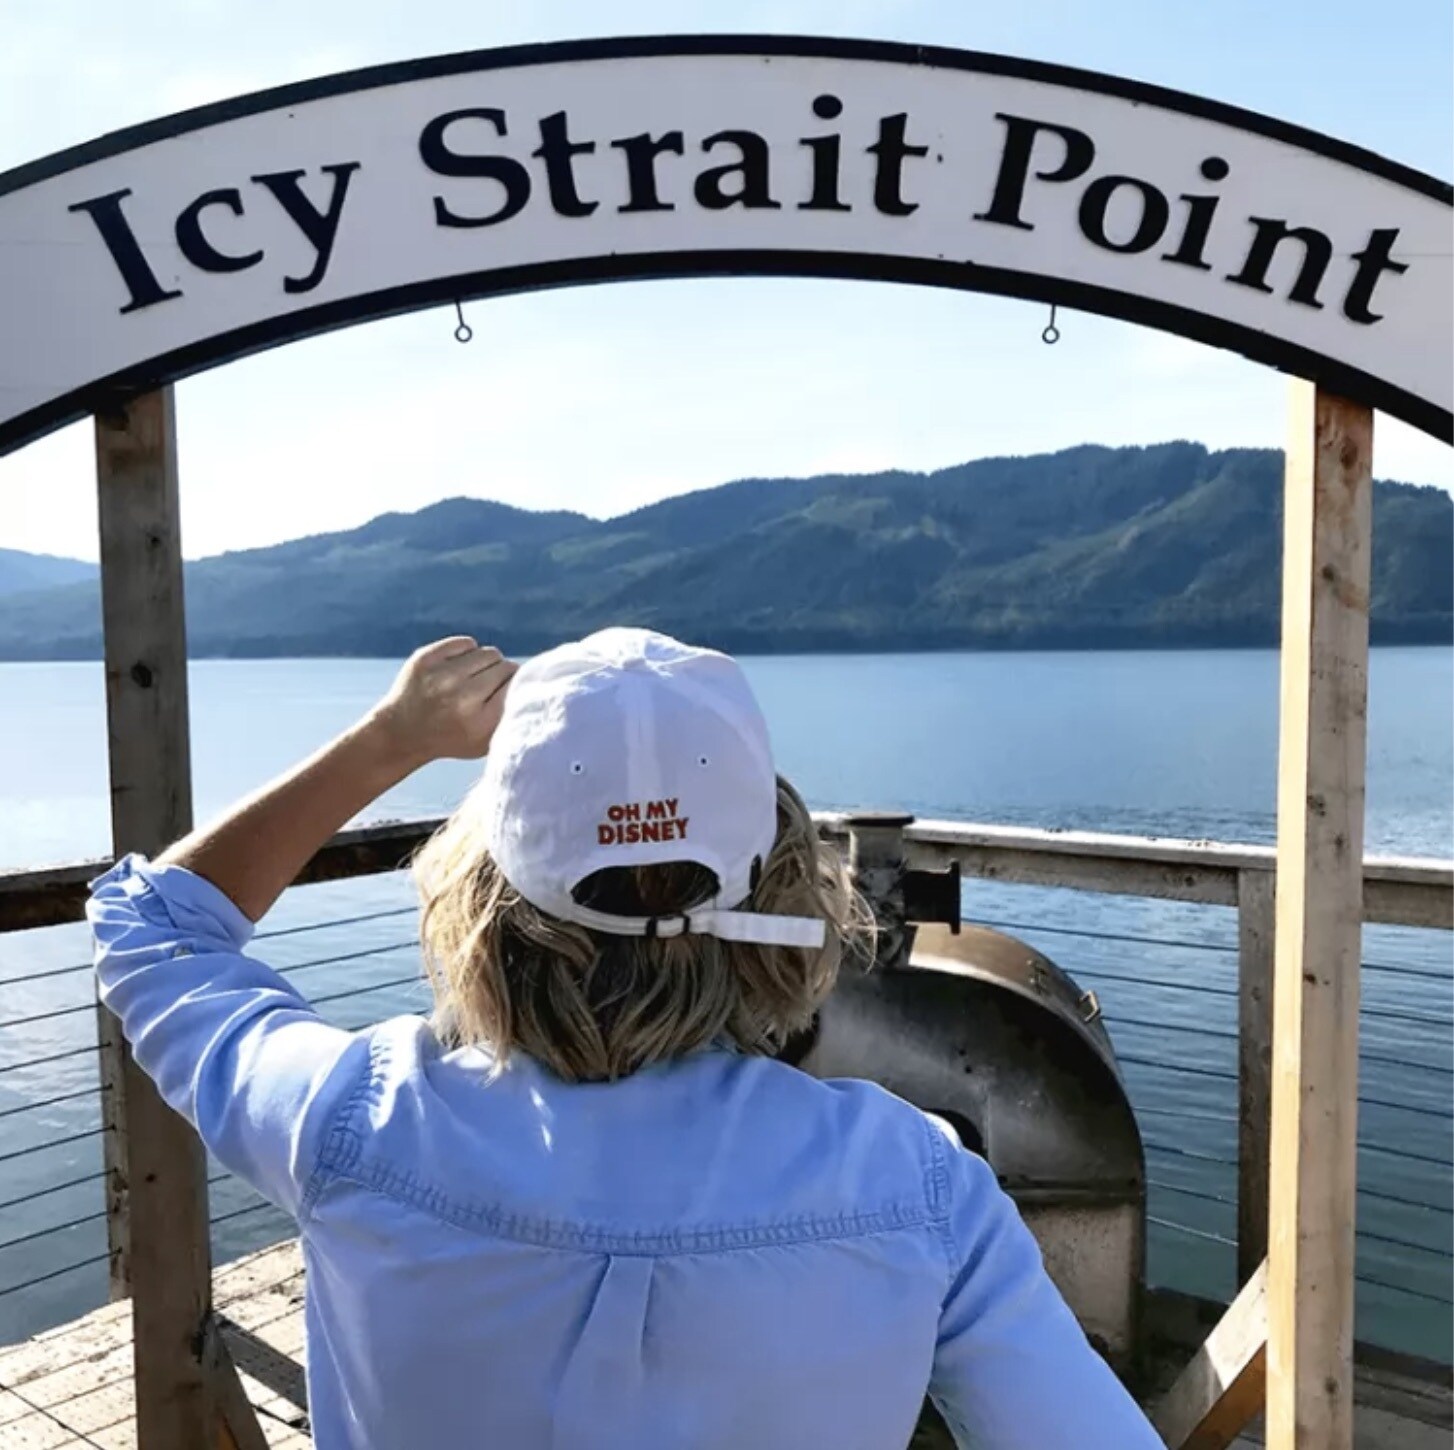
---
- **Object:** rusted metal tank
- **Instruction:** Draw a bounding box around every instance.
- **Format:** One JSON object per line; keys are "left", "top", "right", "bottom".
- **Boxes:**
{"left": 789, "top": 914, "right": 1146, "bottom": 1369}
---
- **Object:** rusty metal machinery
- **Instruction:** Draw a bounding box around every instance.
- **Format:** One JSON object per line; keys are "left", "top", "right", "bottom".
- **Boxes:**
{"left": 791, "top": 814, "right": 1146, "bottom": 1370}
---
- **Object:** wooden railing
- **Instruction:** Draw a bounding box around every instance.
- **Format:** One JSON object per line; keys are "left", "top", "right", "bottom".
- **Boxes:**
{"left": 10, "top": 812, "right": 1447, "bottom": 932}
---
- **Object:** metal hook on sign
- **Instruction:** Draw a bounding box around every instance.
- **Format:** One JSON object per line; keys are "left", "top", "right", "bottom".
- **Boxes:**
{"left": 1042, "top": 304, "right": 1060, "bottom": 346}
{"left": 453, "top": 300, "right": 473, "bottom": 345}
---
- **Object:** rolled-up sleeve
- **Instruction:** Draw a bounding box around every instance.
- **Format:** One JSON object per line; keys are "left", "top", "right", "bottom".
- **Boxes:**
{"left": 89, "top": 855, "right": 372, "bottom": 1219}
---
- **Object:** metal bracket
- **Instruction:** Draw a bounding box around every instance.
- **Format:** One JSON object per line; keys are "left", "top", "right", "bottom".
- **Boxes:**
{"left": 903, "top": 861, "right": 962, "bottom": 933}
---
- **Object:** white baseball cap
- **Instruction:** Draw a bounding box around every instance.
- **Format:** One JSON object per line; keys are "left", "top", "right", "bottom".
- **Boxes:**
{"left": 477, "top": 628, "right": 825, "bottom": 949}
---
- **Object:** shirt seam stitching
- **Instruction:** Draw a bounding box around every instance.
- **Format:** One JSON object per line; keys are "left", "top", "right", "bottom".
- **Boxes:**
{"left": 316, "top": 1156, "right": 933, "bottom": 1255}
{"left": 924, "top": 1114, "right": 957, "bottom": 1280}
{"left": 301, "top": 1025, "right": 389, "bottom": 1220}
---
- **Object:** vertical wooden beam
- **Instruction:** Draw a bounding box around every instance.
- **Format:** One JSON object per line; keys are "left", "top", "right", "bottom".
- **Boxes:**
{"left": 96, "top": 387, "right": 215, "bottom": 1449}
{"left": 94, "top": 994, "right": 131, "bottom": 1298}
{"left": 1266, "top": 383, "right": 1373, "bottom": 1450}
{"left": 1237, "top": 868, "right": 1275, "bottom": 1286}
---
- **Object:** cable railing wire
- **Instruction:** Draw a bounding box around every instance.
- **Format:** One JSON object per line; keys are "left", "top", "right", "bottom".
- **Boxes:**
{"left": 0, "top": 939, "right": 421, "bottom": 1028}
{"left": 1148, "top": 1179, "right": 1453, "bottom": 1263}
{"left": 1355, "top": 1275, "right": 1454, "bottom": 1307}
{"left": 0, "top": 1170, "right": 104, "bottom": 1214}
{"left": 1149, "top": 1135, "right": 1454, "bottom": 1181}
{"left": 1150, "top": 1214, "right": 1234, "bottom": 1247}
{"left": 0, "top": 1000, "right": 97, "bottom": 1032}
{"left": 1134, "top": 1103, "right": 1237, "bottom": 1126}
{"left": 0, "top": 1249, "right": 109, "bottom": 1298}
{"left": 1057, "top": 966, "right": 1235, "bottom": 998}
{"left": 974, "top": 916, "right": 1453, "bottom": 988}
{"left": 0, "top": 1206, "right": 106, "bottom": 1254}
{"left": 0, "top": 1084, "right": 104, "bottom": 1120}
{"left": 1148, "top": 1177, "right": 1236, "bottom": 1208}
{"left": 1358, "top": 1141, "right": 1453, "bottom": 1169}
{"left": 0, "top": 1126, "right": 102, "bottom": 1166}
{"left": 1149, "top": 1217, "right": 1454, "bottom": 1307}
{"left": 1125, "top": 1052, "right": 1454, "bottom": 1120}
{"left": 1362, "top": 1003, "right": 1454, "bottom": 1029}
{"left": 257, "top": 906, "right": 416, "bottom": 942}
{"left": 0, "top": 905, "right": 419, "bottom": 994}
{"left": 1356, "top": 1225, "right": 1454, "bottom": 1259}
{"left": 1147, "top": 1141, "right": 1240, "bottom": 1170}
{"left": 1112, "top": 1015, "right": 1238, "bottom": 1042}
{"left": 0, "top": 1042, "right": 98, "bottom": 1076}
{"left": 211, "top": 1199, "right": 287, "bottom": 1229}
{"left": 310, "top": 975, "right": 427, "bottom": 1008}
{"left": 1048, "top": 965, "right": 1447, "bottom": 1030}
{"left": 0, "top": 959, "right": 93, "bottom": 986}
{"left": 1118, "top": 1053, "right": 1237, "bottom": 1083}
{"left": 1363, "top": 960, "right": 1454, "bottom": 984}
{"left": 1358, "top": 1094, "right": 1453, "bottom": 1123}
{"left": 1358, "top": 1183, "right": 1454, "bottom": 1215}
{"left": 976, "top": 918, "right": 1236, "bottom": 956}
{"left": 276, "top": 939, "right": 420, "bottom": 980}
{"left": 1108, "top": 1013, "right": 1452, "bottom": 1075}
{"left": 0, "top": 1168, "right": 269, "bottom": 1257}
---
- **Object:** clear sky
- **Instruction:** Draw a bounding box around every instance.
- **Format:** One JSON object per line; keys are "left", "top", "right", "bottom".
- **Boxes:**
{"left": 2, "top": 0, "right": 1450, "bottom": 562}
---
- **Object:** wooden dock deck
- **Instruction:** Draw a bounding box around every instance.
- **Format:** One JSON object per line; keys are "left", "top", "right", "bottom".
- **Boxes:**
{"left": 0, "top": 1245, "right": 310, "bottom": 1449}
{"left": 2, "top": 1241, "right": 1447, "bottom": 1449}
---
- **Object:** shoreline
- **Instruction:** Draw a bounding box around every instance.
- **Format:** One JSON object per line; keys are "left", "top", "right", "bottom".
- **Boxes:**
{"left": 2, "top": 635, "right": 1452, "bottom": 665}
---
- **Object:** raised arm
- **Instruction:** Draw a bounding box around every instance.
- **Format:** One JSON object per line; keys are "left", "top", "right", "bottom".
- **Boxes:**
{"left": 89, "top": 637, "right": 515, "bottom": 1215}
{"left": 159, "top": 638, "right": 515, "bottom": 920}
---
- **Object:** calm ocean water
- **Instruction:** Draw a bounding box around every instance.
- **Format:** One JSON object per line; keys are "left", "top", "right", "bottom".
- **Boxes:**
{"left": 1, "top": 648, "right": 1450, "bottom": 1356}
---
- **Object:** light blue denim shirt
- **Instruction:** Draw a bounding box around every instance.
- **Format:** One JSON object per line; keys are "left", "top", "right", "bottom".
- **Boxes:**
{"left": 89, "top": 856, "right": 1162, "bottom": 1450}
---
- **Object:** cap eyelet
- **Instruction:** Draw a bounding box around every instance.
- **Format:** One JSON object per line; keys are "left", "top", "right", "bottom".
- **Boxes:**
{"left": 569, "top": 761, "right": 585, "bottom": 775}
{"left": 697, "top": 754, "right": 710, "bottom": 767}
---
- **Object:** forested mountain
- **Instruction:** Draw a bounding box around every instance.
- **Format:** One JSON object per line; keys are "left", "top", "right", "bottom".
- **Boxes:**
{"left": 0, "top": 549, "right": 95, "bottom": 600}
{"left": 1, "top": 443, "right": 1448, "bottom": 658}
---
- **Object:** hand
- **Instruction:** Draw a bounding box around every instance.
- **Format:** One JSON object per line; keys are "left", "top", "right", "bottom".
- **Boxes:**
{"left": 369, "top": 637, "right": 518, "bottom": 770}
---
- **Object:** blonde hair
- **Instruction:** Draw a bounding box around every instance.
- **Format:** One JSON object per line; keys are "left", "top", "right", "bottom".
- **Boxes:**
{"left": 413, "top": 777, "right": 872, "bottom": 1082}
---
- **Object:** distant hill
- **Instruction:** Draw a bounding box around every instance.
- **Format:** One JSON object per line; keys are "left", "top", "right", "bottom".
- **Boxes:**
{"left": 0, "top": 549, "right": 95, "bottom": 600}
{"left": 0, "top": 442, "right": 1448, "bottom": 659}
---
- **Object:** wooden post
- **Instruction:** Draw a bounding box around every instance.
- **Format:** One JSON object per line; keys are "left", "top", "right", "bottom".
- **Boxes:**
{"left": 96, "top": 387, "right": 215, "bottom": 1448}
{"left": 1236, "top": 868, "right": 1275, "bottom": 1285}
{"left": 1266, "top": 384, "right": 1373, "bottom": 1450}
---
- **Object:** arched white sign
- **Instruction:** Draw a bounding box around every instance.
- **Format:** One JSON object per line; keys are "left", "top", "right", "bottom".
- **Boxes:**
{"left": 1, "top": 36, "right": 1449, "bottom": 454}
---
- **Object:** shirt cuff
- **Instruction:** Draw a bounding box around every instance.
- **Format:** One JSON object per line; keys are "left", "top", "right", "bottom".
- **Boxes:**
{"left": 89, "top": 853, "right": 257, "bottom": 951}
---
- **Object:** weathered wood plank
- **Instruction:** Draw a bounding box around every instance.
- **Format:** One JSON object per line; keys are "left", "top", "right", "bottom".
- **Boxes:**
{"left": 1266, "top": 385, "right": 1373, "bottom": 1450}
{"left": 1237, "top": 871, "right": 1275, "bottom": 1286}
{"left": 904, "top": 836, "right": 1240, "bottom": 906}
{"left": 0, "top": 1243, "right": 307, "bottom": 1450}
{"left": 217, "top": 1321, "right": 306, "bottom": 1417}
{"left": 1362, "top": 875, "right": 1452, "bottom": 930}
{"left": 1152, "top": 1262, "right": 1267, "bottom": 1450}
{"left": 201, "top": 1321, "right": 268, "bottom": 1450}
{"left": 95, "top": 387, "right": 213, "bottom": 1450}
